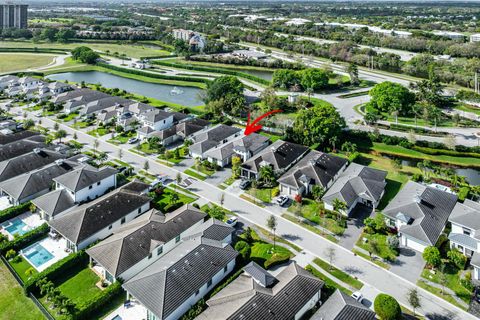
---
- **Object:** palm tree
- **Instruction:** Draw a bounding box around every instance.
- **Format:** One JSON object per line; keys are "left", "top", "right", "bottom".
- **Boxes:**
{"left": 429, "top": 106, "right": 442, "bottom": 132}
{"left": 55, "top": 129, "right": 67, "bottom": 143}
{"left": 411, "top": 104, "right": 421, "bottom": 128}
{"left": 329, "top": 136, "right": 338, "bottom": 152}
{"left": 266, "top": 215, "right": 278, "bottom": 250}
{"left": 23, "top": 119, "right": 34, "bottom": 130}
{"left": 332, "top": 198, "right": 347, "bottom": 220}
{"left": 93, "top": 139, "right": 99, "bottom": 154}
{"left": 305, "top": 87, "right": 314, "bottom": 102}
{"left": 97, "top": 152, "right": 108, "bottom": 165}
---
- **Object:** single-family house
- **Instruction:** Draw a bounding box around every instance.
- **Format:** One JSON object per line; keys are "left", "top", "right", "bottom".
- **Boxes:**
{"left": 0, "top": 75, "right": 19, "bottom": 90}
{"left": 322, "top": 163, "right": 387, "bottom": 216}
{"left": 189, "top": 124, "right": 242, "bottom": 159}
{"left": 383, "top": 181, "right": 457, "bottom": 253}
{"left": 197, "top": 261, "right": 324, "bottom": 320}
{"left": 311, "top": 289, "right": 376, "bottom": 320}
{"left": 0, "top": 130, "right": 40, "bottom": 146}
{"left": 278, "top": 150, "right": 348, "bottom": 196}
{"left": 48, "top": 181, "right": 151, "bottom": 252}
{"left": 0, "top": 135, "right": 45, "bottom": 162}
{"left": 241, "top": 140, "right": 309, "bottom": 180}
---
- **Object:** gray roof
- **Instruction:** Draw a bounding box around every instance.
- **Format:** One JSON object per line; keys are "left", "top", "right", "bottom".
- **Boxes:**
{"left": 0, "top": 136, "right": 45, "bottom": 162}
{"left": 383, "top": 181, "right": 458, "bottom": 245}
{"left": 87, "top": 204, "right": 207, "bottom": 277}
{"left": 31, "top": 188, "right": 76, "bottom": 218}
{"left": 141, "top": 110, "right": 173, "bottom": 123}
{"left": 175, "top": 118, "right": 209, "bottom": 138}
{"left": 48, "top": 182, "right": 152, "bottom": 244}
{"left": 0, "top": 148, "right": 66, "bottom": 182}
{"left": 205, "top": 133, "right": 270, "bottom": 162}
{"left": 448, "top": 233, "right": 478, "bottom": 250}
{"left": 244, "top": 261, "right": 277, "bottom": 287}
{"left": 278, "top": 150, "right": 348, "bottom": 190}
{"left": 449, "top": 199, "right": 480, "bottom": 233}
{"left": 84, "top": 97, "right": 133, "bottom": 114}
{"left": 52, "top": 88, "right": 109, "bottom": 104}
{"left": 311, "top": 289, "right": 376, "bottom": 320}
{"left": 471, "top": 251, "right": 480, "bottom": 268}
{"left": 123, "top": 236, "right": 238, "bottom": 320}
{"left": 190, "top": 124, "right": 241, "bottom": 148}
{"left": 0, "top": 159, "right": 79, "bottom": 202}
{"left": 241, "top": 140, "right": 309, "bottom": 175}
{"left": 53, "top": 165, "right": 117, "bottom": 192}
{"left": 198, "top": 262, "right": 324, "bottom": 320}
{"left": 322, "top": 163, "right": 387, "bottom": 208}
{"left": 0, "top": 130, "right": 40, "bottom": 146}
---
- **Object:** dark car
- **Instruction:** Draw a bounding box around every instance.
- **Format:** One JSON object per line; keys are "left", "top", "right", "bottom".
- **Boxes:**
{"left": 239, "top": 179, "right": 251, "bottom": 190}
{"left": 474, "top": 287, "right": 480, "bottom": 303}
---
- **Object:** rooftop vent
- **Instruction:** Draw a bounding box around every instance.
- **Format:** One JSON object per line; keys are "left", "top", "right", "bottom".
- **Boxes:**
{"left": 55, "top": 159, "right": 64, "bottom": 166}
{"left": 33, "top": 148, "right": 41, "bottom": 154}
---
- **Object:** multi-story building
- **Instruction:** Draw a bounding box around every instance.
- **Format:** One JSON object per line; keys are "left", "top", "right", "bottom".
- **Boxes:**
{"left": 0, "top": 4, "right": 28, "bottom": 29}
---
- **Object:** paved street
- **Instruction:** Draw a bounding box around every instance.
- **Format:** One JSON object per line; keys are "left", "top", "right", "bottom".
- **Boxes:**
{"left": 15, "top": 107, "right": 475, "bottom": 320}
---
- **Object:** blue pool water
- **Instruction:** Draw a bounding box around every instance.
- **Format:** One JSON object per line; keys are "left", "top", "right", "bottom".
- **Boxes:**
{"left": 23, "top": 244, "right": 54, "bottom": 268}
{"left": 3, "top": 218, "right": 29, "bottom": 236}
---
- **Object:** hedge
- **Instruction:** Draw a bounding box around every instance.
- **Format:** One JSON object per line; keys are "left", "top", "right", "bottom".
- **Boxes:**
{"left": 0, "top": 201, "right": 31, "bottom": 224}
{"left": 23, "top": 249, "right": 89, "bottom": 294}
{"left": 0, "top": 47, "right": 69, "bottom": 54}
{"left": 151, "top": 60, "right": 271, "bottom": 86}
{"left": 412, "top": 145, "right": 480, "bottom": 159}
{"left": 96, "top": 62, "right": 211, "bottom": 84}
{"left": 140, "top": 54, "right": 177, "bottom": 60}
{"left": 74, "top": 280, "right": 123, "bottom": 320}
{"left": 0, "top": 223, "right": 49, "bottom": 255}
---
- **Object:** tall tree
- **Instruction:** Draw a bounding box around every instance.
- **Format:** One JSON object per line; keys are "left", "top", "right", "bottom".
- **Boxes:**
{"left": 266, "top": 215, "right": 278, "bottom": 250}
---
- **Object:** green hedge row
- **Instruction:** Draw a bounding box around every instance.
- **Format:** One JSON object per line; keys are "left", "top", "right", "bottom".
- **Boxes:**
{"left": 96, "top": 62, "right": 211, "bottom": 84}
{"left": 0, "top": 47, "right": 68, "bottom": 54}
{"left": 24, "top": 249, "right": 89, "bottom": 294}
{"left": 0, "top": 201, "right": 31, "bottom": 224}
{"left": 412, "top": 145, "right": 480, "bottom": 159}
{"left": 140, "top": 54, "right": 177, "bottom": 60}
{"left": 0, "top": 223, "right": 49, "bottom": 255}
{"left": 74, "top": 281, "right": 123, "bottom": 320}
{"left": 151, "top": 60, "right": 271, "bottom": 86}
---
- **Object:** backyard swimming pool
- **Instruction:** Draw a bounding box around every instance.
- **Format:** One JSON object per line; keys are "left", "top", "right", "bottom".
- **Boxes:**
{"left": 23, "top": 243, "right": 54, "bottom": 269}
{"left": 2, "top": 218, "right": 30, "bottom": 237}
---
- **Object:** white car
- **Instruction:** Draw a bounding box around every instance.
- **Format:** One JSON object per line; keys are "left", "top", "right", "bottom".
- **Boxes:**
{"left": 128, "top": 137, "right": 139, "bottom": 144}
{"left": 226, "top": 217, "right": 238, "bottom": 227}
{"left": 276, "top": 195, "right": 289, "bottom": 206}
{"left": 351, "top": 291, "right": 363, "bottom": 302}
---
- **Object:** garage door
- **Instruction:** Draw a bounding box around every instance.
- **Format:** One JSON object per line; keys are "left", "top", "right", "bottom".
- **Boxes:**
{"left": 404, "top": 236, "right": 427, "bottom": 253}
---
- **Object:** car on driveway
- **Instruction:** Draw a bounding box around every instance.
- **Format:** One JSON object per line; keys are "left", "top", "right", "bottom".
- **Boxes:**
{"left": 128, "top": 137, "right": 139, "bottom": 144}
{"left": 239, "top": 179, "right": 251, "bottom": 190}
{"left": 474, "top": 287, "right": 480, "bottom": 303}
{"left": 351, "top": 291, "right": 363, "bottom": 303}
{"left": 276, "top": 195, "right": 289, "bottom": 206}
{"left": 226, "top": 217, "right": 238, "bottom": 227}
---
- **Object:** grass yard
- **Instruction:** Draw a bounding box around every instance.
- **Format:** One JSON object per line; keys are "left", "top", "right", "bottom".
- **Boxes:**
{"left": 247, "top": 187, "right": 274, "bottom": 203}
{"left": 313, "top": 258, "right": 363, "bottom": 290}
{"left": 417, "top": 280, "right": 467, "bottom": 311}
{"left": 305, "top": 264, "right": 353, "bottom": 297}
{"left": 107, "top": 131, "right": 136, "bottom": 145}
{"left": 61, "top": 112, "right": 79, "bottom": 122}
{"left": 87, "top": 127, "right": 110, "bottom": 137}
{"left": 184, "top": 169, "right": 207, "bottom": 180}
{"left": 352, "top": 249, "right": 390, "bottom": 269}
{"left": 56, "top": 268, "right": 102, "bottom": 305}
{"left": 420, "top": 263, "right": 472, "bottom": 304}
{"left": 0, "top": 53, "right": 55, "bottom": 73}
{"left": 0, "top": 260, "right": 44, "bottom": 320}
{"left": 288, "top": 199, "right": 345, "bottom": 235}
{"left": 136, "top": 142, "right": 160, "bottom": 155}
{"left": 454, "top": 103, "right": 480, "bottom": 116}
{"left": 356, "top": 232, "right": 397, "bottom": 262}
{"left": 282, "top": 213, "right": 338, "bottom": 243}
{"left": 72, "top": 121, "right": 93, "bottom": 129}
{"left": 250, "top": 242, "right": 292, "bottom": 269}
{"left": 9, "top": 256, "right": 37, "bottom": 283}
{"left": 151, "top": 188, "right": 196, "bottom": 213}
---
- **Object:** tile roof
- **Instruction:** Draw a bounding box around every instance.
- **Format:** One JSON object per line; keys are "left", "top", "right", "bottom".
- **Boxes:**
{"left": 31, "top": 188, "right": 76, "bottom": 218}
{"left": 383, "top": 181, "right": 458, "bottom": 245}
{"left": 241, "top": 140, "right": 309, "bottom": 174}
{"left": 449, "top": 199, "right": 480, "bottom": 232}
{"left": 53, "top": 165, "right": 117, "bottom": 192}
{"left": 311, "top": 289, "right": 376, "bottom": 320}
{"left": 278, "top": 150, "right": 348, "bottom": 190}
{"left": 48, "top": 182, "right": 152, "bottom": 244}
{"left": 0, "top": 136, "right": 45, "bottom": 162}
{"left": 322, "top": 163, "right": 387, "bottom": 208}
{"left": 198, "top": 262, "right": 324, "bottom": 320}
{"left": 123, "top": 237, "right": 238, "bottom": 320}
{"left": 86, "top": 204, "right": 207, "bottom": 277}
{"left": 0, "top": 130, "right": 40, "bottom": 146}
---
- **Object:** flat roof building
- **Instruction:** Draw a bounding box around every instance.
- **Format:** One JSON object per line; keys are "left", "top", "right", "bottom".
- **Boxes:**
{"left": 0, "top": 4, "right": 28, "bottom": 29}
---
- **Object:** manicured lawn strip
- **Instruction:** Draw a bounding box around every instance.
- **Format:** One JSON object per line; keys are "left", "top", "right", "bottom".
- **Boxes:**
{"left": 281, "top": 213, "right": 338, "bottom": 243}
{"left": 352, "top": 249, "right": 390, "bottom": 269}
{"left": 420, "top": 264, "right": 472, "bottom": 304}
{"left": 56, "top": 268, "right": 102, "bottom": 305}
{"left": 61, "top": 112, "right": 79, "bottom": 122}
{"left": 223, "top": 176, "right": 237, "bottom": 186}
{"left": 151, "top": 188, "right": 196, "bottom": 213}
{"left": 356, "top": 233, "right": 397, "bottom": 261}
{"left": 168, "top": 185, "right": 197, "bottom": 197}
{"left": 288, "top": 199, "right": 345, "bottom": 235}
{"left": 87, "top": 127, "right": 110, "bottom": 137}
{"left": 0, "top": 260, "right": 44, "bottom": 320}
{"left": 313, "top": 258, "right": 363, "bottom": 290}
{"left": 184, "top": 169, "right": 206, "bottom": 180}
{"left": 250, "top": 242, "right": 292, "bottom": 269}
{"left": 454, "top": 103, "right": 480, "bottom": 116}
{"left": 0, "top": 53, "right": 55, "bottom": 73}
{"left": 255, "top": 226, "right": 302, "bottom": 252}
{"left": 247, "top": 187, "right": 273, "bottom": 203}
{"left": 338, "top": 91, "right": 370, "bottom": 99}
{"left": 107, "top": 131, "right": 136, "bottom": 145}
{"left": 9, "top": 256, "right": 37, "bottom": 283}
{"left": 239, "top": 194, "right": 265, "bottom": 208}
{"left": 136, "top": 142, "right": 159, "bottom": 155}
{"left": 417, "top": 280, "right": 467, "bottom": 311}
{"left": 305, "top": 264, "right": 353, "bottom": 296}
{"left": 165, "top": 57, "right": 277, "bottom": 72}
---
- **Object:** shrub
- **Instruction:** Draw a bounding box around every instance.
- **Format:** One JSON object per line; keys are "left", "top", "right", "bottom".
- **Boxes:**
{"left": 235, "top": 241, "right": 251, "bottom": 262}
{"left": 447, "top": 249, "right": 467, "bottom": 270}
{"left": 0, "top": 201, "right": 31, "bottom": 224}
{"left": 74, "top": 281, "right": 123, "bottom": 320}
{"left": 411, "top": 173, "right": 423, "bottom": 182}
{"left": 5, "top": 249, "right": 16, "bottom": 259}
{"left": 374, "top": 293, "right": 402, "bottom": 320}
{"left": 457, "top": 187, "right": 470, "bottom": 202}
{"left": 423, "top": 246, "right": 441, "bottom": 269}
{"left": 387, "top": 235, "right": 399, "bottom": 251}
{"left": 0, "top": 223, "right": 49, "bottom": 255}
{"left": 271, "top": 187, "right": 280, "bottom": 197}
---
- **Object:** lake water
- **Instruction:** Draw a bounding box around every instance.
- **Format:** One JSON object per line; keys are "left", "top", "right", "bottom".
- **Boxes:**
{"left": 242, "top": 69, "right": 273, "bottom": 81}
{"left": 46, "top": 71, "right": 205, "bottom": 107}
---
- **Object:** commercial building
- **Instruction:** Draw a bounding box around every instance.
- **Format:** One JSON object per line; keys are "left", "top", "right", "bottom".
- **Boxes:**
{"left": 0, "top": 4, "right": 28, "bottom": 29}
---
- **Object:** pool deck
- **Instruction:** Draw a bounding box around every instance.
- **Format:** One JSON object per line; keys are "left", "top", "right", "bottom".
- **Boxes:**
{"left": 21, "top": 237, "right": 69, "bottom": 272}
{"left": 104, "top": 300, "right": 147, "bottom": 320}
{"left": 0, "top": 196, "right": 12, "bottom": 211}
{"left": 0, "top": 211, "right": 44, "bottom": 240}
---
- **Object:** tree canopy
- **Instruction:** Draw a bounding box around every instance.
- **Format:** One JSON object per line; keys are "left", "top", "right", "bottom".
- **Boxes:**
{"left": 71, "top": 46, "right": 100, "bottom": 64}
{"left": 374, "top": 294, "right": 402, "bottom": 320}
{"left": 368, "top": 81, "right": 415, "bottom": 115}
{"left": 204, "top": 76, "right": 245, "bottom": 116}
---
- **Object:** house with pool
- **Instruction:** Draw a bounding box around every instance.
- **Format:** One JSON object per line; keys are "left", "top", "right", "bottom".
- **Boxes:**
{"left": 47, "top": 180, "right": 151, "bottom": 252}
{"left": 87, "top": 204, "right": 234, "bottom": 284}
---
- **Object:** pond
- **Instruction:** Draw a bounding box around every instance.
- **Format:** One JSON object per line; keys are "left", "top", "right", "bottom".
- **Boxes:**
{"left": 46, "top": 71, "right": 204, "bottom": 107}
{"left": 241, "top": 69, "right": 273, "bottom": 81}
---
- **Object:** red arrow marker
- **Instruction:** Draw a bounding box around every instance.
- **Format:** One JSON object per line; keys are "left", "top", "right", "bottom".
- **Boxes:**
{"left": 244, "top": 109, "right": 282, "bottom": 136}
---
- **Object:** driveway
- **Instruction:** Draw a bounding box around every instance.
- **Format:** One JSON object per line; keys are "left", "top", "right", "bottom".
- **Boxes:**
{"left": 389, "top": 246, "right": 425, "bottom": 283}
{"left": 338, "top": 204, "right": 373, "bottom": 250}
{"left": 205, "top": 167, "right": 232, "bottom": 186}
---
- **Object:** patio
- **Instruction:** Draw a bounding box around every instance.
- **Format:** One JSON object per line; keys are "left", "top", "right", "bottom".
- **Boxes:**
{"left": 20, "top": 236, "right": 69, "bottom": 272}
{"left": 1, "top": 211, "right": 44, "bottom": 240}
{"left": 0, "top": 195, "right": 12, "bottom": 210}
{"left": 104, "top": 299, "right": 147, "bottom": 320}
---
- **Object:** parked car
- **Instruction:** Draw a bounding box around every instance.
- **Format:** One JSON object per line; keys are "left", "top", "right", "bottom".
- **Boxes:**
{"left": 128, "top": 137, "right": 139, "bottom": 144}
{"left": 239, "top": 179, "right": 251, "bottom": 190}
{"left": 226, "top": 217, "right": 238, "bottom": 227}
{"left": 351, "top": 291, "right": 363, "bottom": 303}
{"left": 276, "top": 195, "right": 289, "bottom": 206}
{"left": 474, "top": 287, "right": 480, "bottom": 303}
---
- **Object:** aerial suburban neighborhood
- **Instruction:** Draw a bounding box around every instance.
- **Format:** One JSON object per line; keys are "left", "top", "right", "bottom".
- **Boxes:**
{"left": 2, "top": 1, "right": 480, "bottom": 320}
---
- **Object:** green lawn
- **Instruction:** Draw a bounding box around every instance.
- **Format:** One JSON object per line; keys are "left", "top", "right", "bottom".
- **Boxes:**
{"left": 421, "top": 263, "right": 472, "bottom": 304}
{"left": 288, "top": 199, "right": 345, "bottom": 235}
{"left": 61, "top": 112, "right": 79, "bottom": 122}
{"left": 87, "top": 127, "right": 110, "bottom": 137}
{"left": 356, "top": 232, "right": 398, "bottom": 262}
{"left": 0, "top": 53, "right": 55, "bottom": 73}
{"left": 247, "top": 187, "right": 274, "bottom": 203}
{"left": 0, "top": 260, "right": 44, "bottom": 320}
{"left": 454, "top": 103, "right": 480, "bottom": 116}
{"left": 72, "top": 121, "right": 93, "bottom": 129}
{"left": 305, "top": 264, "right": 353, "bottom": 297}
{"left": 417, "top": 280, "right": 467, "bottom": 311}
{"left": 136, "top": 142, "right": 160, "bottom": 155}
{"left": 352, "top": 249, "right": 391, "bottom": 269}
{"left": 281, "top": 213, "right": 338, "bottom": 243}
{"left": 250, "top": 242, "right": 291, "bottom": 269}
{"left": 9, "top": 256, "right": 37, "bottom": 283}
{"left": 151, "top": 188, "right": 196, "bottom": 213}
{"left": 107, "top": 131, "right": 136, "bottom": 145}
{"left": 56, "top": 268, "right": 102, "bottom": 305}
{"left": 184, "top": 169, "right": 207, "bottom": 180}
{"left": 313, "top": 258, "right": 363, "bottom": 290}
